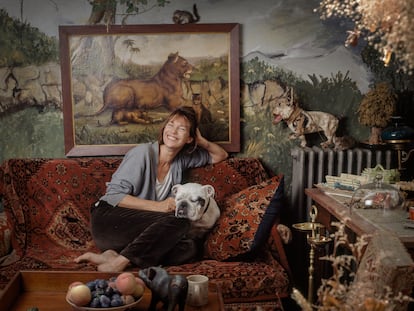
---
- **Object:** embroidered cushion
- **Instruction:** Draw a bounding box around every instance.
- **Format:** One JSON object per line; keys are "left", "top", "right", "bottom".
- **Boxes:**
{"left": 184, "top": 157, "right": 269, "bottom": 205}
{"left": 204, "top": 174, "right": 283, "bottom": 261}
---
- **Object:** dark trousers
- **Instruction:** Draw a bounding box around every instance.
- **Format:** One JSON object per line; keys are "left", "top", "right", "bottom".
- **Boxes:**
{"left": 90, "top": 200, "right": 197, "bottom": 268}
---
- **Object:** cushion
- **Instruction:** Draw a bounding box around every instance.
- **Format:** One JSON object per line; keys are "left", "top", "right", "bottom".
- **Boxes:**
{"left": 204, "top": 174, "right": 283, "bottom": 261}
{"left": 185, "top": 158, "right": 270, "bottom": 205}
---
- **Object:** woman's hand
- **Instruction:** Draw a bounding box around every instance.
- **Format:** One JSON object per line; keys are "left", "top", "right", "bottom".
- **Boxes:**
{"left": 195, "top": 129, "right": 228, "bottom": 164}
{"left": 195, "top": 128, "right": 207, "bottom": 148}
{"left": 158, "top": 197, "right": 176, "bottom": 213}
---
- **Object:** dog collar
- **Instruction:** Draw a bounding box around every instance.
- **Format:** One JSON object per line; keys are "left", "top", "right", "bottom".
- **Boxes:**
{"left": 286, "top": 106, "right": 302, "bottom": 123}
{"left": 202, "top": 198, "right": 211, "bottom": 215}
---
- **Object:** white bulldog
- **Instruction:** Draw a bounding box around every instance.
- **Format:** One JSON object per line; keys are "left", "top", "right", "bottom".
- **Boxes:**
{"left": 172, "top": 183, "right": 220, "bottom": 238}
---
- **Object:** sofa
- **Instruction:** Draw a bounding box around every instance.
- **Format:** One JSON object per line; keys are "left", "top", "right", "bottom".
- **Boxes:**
{"left": 0, "top": 157, "right": 292, "bottom": 309}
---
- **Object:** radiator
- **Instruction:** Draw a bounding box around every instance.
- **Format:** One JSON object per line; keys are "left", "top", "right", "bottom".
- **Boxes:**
{"left": 291, "top": 146, "right": 395, "bottom": 221}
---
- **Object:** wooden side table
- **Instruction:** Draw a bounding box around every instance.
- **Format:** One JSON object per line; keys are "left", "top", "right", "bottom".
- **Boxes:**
{"left": 305, "top": 187, "right": 414, "bottom": 250}
{"left": 305, "top": 187, "right": 414, "bottom": 311}
{"left": 0, "top": 270, "right": 225, "bottom": 311}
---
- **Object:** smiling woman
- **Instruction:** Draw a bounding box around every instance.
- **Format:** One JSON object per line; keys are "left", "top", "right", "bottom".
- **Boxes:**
{"left": 74, "top": 106, "right": 228, "bottom": 272}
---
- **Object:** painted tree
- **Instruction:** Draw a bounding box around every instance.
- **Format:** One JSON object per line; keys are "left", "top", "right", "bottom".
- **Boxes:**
{"left": 87, "top": 0, "right": 170, "bottom": 25}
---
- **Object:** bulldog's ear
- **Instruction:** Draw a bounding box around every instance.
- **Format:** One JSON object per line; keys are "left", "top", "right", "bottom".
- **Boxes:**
{"left": 171, "top": 184, "right": 180, "bottom": 196}
{"left": 203, "top": 185, "right": 215, "bottom": 198}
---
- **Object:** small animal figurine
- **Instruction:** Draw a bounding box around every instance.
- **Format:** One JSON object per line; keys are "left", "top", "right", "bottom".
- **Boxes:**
{"left": 138, "top": 266, "right": 188, "bottom": 311}
{"left": 272, "top": 86, "right": 339, "bottom": 148}
{"left": 333, "top": 135, "right": 356, "bottom": 151}
{"left": 173, "top": 4, "right": 200, "bottom": 24}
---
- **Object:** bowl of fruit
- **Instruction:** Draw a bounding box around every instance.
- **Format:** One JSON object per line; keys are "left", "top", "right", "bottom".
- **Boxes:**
{"left": 66, "top": 272, "right": 145, "bottom": 310}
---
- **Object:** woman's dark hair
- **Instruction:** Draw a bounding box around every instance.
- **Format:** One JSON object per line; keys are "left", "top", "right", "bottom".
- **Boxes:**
{"left": 158, "top": 106, "right": 199, "bottom": 152}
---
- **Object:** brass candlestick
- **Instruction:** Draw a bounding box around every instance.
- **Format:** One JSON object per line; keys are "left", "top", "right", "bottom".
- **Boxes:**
{"left": 292, "top": 205, "right": 332, "bottom": 303}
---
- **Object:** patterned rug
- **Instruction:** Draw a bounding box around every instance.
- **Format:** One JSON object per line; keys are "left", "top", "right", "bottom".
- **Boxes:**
{"left": 224, "top": 301, "right": 284, "bottom": 311}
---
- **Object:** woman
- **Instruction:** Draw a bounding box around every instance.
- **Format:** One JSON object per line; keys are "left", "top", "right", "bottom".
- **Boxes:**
{"left": 75, "top": 106, "right": 228, "bottom": 272}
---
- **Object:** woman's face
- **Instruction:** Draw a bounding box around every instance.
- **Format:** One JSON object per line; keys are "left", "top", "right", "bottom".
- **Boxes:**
{"left": 162, "top": 115, "right": 194, "bottom": 149}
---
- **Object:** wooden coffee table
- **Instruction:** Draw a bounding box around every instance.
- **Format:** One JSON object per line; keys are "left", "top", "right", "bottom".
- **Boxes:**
{"left": 0, "top": 270, "right": 224, "bottom": 311}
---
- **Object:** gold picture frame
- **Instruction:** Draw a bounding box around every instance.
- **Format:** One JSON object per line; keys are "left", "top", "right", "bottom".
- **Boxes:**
{"left": 59, "top": 23, "right": 240, "bottom": 156}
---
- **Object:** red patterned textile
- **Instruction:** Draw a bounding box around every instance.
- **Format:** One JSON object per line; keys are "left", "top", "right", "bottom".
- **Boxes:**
{"left": 166, "top": 249, "right": 290, "bottom": 303}
{"left": 0, "top": 212, "right": 10, "bottom": 257}
{"left": 224, "top": 302, "right": 283, "bottom": 311}
{"left": 1, "top": 158, "right": 120, "bottom": 260}
{"left": 205, "top": 175, "right": 283, "bottom": 261}
{"left": 183, "top": 157, "right": 270, "bottom": 205}
{"left": 0, "top": 157, "right": 291, "bottom": 303}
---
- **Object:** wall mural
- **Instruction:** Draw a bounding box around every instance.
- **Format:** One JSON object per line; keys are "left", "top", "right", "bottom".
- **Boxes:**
{"left": 0, "top": 0, "right": 385, "bottom": 200}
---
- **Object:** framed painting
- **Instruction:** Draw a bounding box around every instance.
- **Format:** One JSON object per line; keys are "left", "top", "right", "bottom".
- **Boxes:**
{"left": 59, "top": 23, "right": 240, "bottom": 156}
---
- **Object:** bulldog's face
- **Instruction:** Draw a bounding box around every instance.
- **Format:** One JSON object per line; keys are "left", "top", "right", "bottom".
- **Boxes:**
{"left": 172, "top": 183, "right": 215, "bottom": 221}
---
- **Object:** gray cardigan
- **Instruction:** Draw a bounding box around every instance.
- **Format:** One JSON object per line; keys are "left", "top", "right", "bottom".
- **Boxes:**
{"left": 100, "top": 142, "right": 210, "bottom": 206}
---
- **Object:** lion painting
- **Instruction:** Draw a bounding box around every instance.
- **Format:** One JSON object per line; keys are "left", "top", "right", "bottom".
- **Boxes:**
{"left": 87, "top": 52, "right": 193, "bottom": 124}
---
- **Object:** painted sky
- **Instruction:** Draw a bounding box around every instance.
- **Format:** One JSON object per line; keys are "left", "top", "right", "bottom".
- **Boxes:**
{"left": 1, "top": 0, "right": 371, "bottom": 91}
{"left": 113, "top": 33, "right": 230, "bottom": 64}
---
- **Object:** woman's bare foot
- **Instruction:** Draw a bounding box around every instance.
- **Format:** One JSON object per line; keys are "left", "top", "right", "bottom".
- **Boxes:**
{"left": 74, "top": 249, "right": 119, "bottom": 265}
{"left": 97, "top": 254, "right": 130, "bottom": 272}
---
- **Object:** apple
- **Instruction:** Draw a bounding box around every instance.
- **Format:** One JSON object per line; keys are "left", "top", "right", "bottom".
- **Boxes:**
{"left": 122, "top": 294, "right": 135, "bottom": 305}
{"left": 132, "top": 283, "right": 145, "bottom": 298}
{"left": 135, "top": 277, "right": 145, "bottom": 287}
{"left": 68, "top": 281, "right": 84, "bottom": 290}
{"left": 67, "top": 283, "right": 92, "bottom": 306}
{"left": 115, "top": 272, "right": 137, "bottom": 295}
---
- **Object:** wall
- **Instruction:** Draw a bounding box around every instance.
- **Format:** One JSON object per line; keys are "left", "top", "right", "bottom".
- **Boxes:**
{"left": 0, "top": 0, "right": 372, "bottom": 204}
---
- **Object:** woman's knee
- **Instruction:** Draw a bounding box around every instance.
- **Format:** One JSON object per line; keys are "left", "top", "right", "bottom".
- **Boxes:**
{"left": 170, "top": 215, "right": 191, "bottom": 229}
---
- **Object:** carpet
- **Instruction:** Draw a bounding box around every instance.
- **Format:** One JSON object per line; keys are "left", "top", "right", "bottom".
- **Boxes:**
{"left": 224, "top": 301, "right": 284, "bottom": 311}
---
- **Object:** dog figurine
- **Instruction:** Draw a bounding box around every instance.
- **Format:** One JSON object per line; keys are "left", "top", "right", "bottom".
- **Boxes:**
{"left": 138, "top": 266, "right": 188, "bottom": 311}
{"left": 172, "top": 183, "right": 220, "bottom": 238}
{"left": 272, "top": 87, "right": 339, "bottom": 148}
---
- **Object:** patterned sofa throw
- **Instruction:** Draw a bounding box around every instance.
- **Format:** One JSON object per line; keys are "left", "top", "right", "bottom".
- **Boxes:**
{"left": 0, "top": 157, "right": 275, "bottom": 264}
{"left": 0, "top": 157, "right": 292, "bottom": 305}
{"left": 0, "top": 158, "right": 121, "bottom": 263}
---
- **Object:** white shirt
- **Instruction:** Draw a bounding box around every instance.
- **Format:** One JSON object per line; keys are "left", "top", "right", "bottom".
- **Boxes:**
{"left": 155, "top": 169, "right": 173, "bottom": 201}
